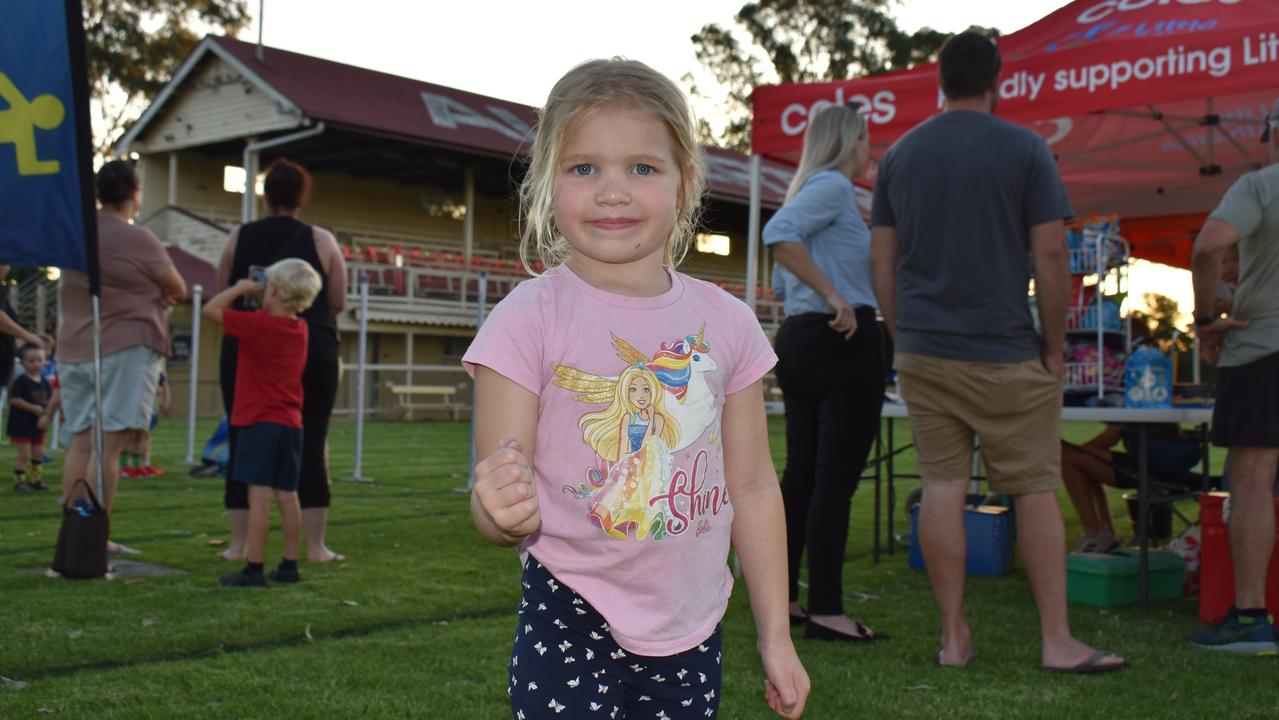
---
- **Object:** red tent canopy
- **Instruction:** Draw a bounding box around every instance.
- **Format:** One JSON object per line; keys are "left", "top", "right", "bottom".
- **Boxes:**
{"left": 751, "top": 0, "right": 1279, "bottom": 267}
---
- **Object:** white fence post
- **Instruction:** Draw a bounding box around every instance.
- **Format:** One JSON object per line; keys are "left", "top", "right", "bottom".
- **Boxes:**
{"left": 347, "top": 275, "right": 373, "bottom": 482}
{"left": 185, "top": 284, "right": 203, "bottom": 465}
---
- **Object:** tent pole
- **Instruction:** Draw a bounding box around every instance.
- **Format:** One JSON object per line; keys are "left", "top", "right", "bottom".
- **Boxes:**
{"left": 746, "top": 155, "right": 762, "bottom": 311}
{"left": 347, "top": 275, "right": 372, "bottom": 483}
{"left": 462, "top": 167, "right": 475, "bottom": 311}
{"left": 1206, "top": 97, "right": 1217, "bottom": 172}
{"left": 184, "top": 285, "right": 203, "bottom": 464}
{"left": 92, "top": 295, "right": 105, "bottom": 502}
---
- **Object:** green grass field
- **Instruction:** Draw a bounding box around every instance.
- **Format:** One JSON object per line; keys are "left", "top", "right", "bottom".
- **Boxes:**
{"left": 0, "top": 418, "right": 1273, "bottom": 719}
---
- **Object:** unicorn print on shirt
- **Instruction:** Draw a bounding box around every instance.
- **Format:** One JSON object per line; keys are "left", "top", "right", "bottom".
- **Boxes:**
{"left": 557, "top": 326, "right": 718, "bottom": 452}
{"left": 554, "top": 326, "right": 720, "bottom": 541}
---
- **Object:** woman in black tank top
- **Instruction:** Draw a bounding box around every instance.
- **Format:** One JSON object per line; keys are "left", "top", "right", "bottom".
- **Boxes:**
{"left": 216, "top": 160, "right": 348, "bottom": 564}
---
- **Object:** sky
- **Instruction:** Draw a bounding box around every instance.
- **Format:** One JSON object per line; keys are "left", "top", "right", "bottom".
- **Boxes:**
{"left": 233, "top": 0, "right": 1192, "bottom": 316}
{"left": 245, "top": 0, "right": 1067, "bottom": 107}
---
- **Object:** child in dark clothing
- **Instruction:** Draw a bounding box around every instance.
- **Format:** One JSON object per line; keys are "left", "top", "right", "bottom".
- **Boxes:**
{"left": 203, "top": 258, "right": 322, "bottom": 586}
{"left": 9, "top": 343, "right": 53, "bottom": 491}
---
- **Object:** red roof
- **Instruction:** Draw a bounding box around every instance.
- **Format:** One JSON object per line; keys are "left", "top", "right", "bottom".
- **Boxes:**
{"left": 210, "top": 36, "right": 792, "bottom": 206}
{"left": 166, "top": 245, "right": 217, "bottom": 302}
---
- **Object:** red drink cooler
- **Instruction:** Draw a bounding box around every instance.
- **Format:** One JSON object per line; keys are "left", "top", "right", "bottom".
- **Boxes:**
{"left": 1198, "top": 492, "right": 1279, "bottom": 623}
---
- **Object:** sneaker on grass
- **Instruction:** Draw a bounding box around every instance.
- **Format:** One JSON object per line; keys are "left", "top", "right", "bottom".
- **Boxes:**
{"left": 1190, "top": 607, "right": 1279, "bottom": 655}
{"left": 220, "top": 569, "right": 266, "bottom": 587}
{"left": 268, "top": 563, "right": 301, "bottom": 584}
{"left": 13, "top": 481, "right": 31, "bottom": 493}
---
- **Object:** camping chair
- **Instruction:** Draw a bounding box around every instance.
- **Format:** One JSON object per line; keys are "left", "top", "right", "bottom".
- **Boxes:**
{"left": 1063, "top": 425, "right": 1218, "bottom": 545}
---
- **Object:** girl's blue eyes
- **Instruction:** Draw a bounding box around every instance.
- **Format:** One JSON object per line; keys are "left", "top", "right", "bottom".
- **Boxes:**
{"left": 569, "top": 164, "right": 655, "bottom": 176}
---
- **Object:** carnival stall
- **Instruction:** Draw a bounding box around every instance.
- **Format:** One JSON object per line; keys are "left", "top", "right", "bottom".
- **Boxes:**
{"left": 750, "top": 0, "right": 1279, "bottom": 269}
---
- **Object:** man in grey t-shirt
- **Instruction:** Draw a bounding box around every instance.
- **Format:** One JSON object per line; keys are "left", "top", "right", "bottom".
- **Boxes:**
{"left": 1188, "top": 103, "right": 1279, "bottom": 654}
{"left": 869, "top": 31, "right": 1126, "bottom": 673}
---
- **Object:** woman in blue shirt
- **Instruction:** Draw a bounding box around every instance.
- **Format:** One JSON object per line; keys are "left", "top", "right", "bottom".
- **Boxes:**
{"left": 764, "top": 102, "right": 885, "bottom": 643}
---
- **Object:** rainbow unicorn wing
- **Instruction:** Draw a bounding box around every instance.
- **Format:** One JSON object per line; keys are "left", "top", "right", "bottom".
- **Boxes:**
{"left": 552, "top": 364, "right": 616, "bottom": 405}
{"left": 610, "top": 333, "right": 651, "bottom": 368}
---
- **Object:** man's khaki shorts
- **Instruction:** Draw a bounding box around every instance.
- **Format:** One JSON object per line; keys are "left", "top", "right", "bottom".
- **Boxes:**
{"left": 896, "top": 351, "right": 1062, "bottom": 495}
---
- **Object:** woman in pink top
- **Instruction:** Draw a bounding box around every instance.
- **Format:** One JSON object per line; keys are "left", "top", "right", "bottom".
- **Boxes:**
{"left": 464, "top": 59, "right": 808, "bottom": 719}
{"left": 57, "top": 160, "right": 186, "bottom": 555}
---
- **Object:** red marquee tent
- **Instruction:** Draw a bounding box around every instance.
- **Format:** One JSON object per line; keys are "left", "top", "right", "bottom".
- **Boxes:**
{"left": 750, "top": 0, "right": 1279, "bottom": 268}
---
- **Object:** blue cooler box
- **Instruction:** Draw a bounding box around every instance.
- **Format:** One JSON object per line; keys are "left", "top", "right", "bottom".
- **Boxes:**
{"left": 909, "top": 505, "right": 1013, "bottom": 576}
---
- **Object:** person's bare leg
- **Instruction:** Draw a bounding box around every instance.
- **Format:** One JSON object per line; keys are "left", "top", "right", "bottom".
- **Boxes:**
{"left": 61, "top": 430, "right": 94, "bottom": 498}
{"left": 14, "top": 442, "right": 31, "bottom": 485}
{"left": 29, "top": 440, "right": 45, "bottom": 484}
{"left": 277, "top": 491, "right": 302, "bottom": 562}
{"left": 100, "top": 430, "right": 127, "bottom": 511}
{"left": 246, "top": 485, "right": 272, "bottom": 565}
{"left": 303, "top": 507, "right": 342, "bottom": 562}
{"left": 1226, "top": 447, "right": 1279, "bottom": 608}
{"left": 1014, "top": 490, "right": 1125, "bottom": 669}
{"left": 920, "top": 478, "right": 973, "bottom": 665}
{"left": 1061, "top": 445, "right": 1117, "bottom": 539}
{"left": 220, "top": 509, "right": 248, "bottom": 561}
{"left": 142, "top": 430, "right": 155, "bottom": 468}
{"left": 1061, "top": 451, "right": 1104, "bottom": 537}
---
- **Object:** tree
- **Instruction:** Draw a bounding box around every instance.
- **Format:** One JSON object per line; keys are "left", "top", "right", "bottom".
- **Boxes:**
{"left": 84, "top": 0, "right": 250, "bottom": 158}
{"left": 1130, "top": 292, "right": 1191, "bottom": 354}
{"left": 688, "top": 0, "right": 997, "bottom": 150}
{"left": 1129, "top": 292, "right": 1204, "bottom": 382}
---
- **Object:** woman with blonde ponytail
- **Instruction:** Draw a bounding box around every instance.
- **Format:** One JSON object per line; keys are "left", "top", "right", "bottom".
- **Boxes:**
{"left": 764, "top": 101, "right": 887, "bottom": 643}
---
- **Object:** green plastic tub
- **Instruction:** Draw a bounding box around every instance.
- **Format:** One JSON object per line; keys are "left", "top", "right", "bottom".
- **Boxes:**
{"left": 1066, "top": 551, "right": 1186, "bottom": 607}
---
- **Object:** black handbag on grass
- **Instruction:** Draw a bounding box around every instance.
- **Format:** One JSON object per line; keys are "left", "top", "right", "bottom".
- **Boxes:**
{"left": 51, "top": 479, "right": 110, "bottom": 579}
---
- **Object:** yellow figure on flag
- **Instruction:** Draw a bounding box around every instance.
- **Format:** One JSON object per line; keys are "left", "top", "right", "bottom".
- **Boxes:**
{"left": 0, "top": 72, "right": 65, "bottom": 176}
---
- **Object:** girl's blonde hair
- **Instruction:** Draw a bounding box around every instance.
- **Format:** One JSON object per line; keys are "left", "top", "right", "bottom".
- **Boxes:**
{"left": 518, "top": 58, "right": 706, "bottom": 274}
{"left": 785, "top": 103, "right": 868, "bottom": 202}
{"left": 579, "top": 366, "right": 680, "bottom": 463}
{"left": 266, "top": 258, "right": 323, "bottom": 313}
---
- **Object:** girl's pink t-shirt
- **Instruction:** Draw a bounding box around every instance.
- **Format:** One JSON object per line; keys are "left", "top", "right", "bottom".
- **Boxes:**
{"left": 464, "top": 265, "right": 776, "bottom": 656}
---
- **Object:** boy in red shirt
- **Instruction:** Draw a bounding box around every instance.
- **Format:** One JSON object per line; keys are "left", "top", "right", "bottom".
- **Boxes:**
{"left": 204, "top": 258, "right": 322, "bottom": 586}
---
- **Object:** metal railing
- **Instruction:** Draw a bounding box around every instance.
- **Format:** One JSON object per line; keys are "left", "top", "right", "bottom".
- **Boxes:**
{"left": 13, "top": 273, "right": 58, "bottom": 336}
{"left": 344, "top": 261, "right": 785, "bottom": 332}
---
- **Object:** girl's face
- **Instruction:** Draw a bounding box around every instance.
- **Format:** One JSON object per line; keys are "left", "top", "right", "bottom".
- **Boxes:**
{"left": 626, "top": 375, "right": 654, "bottom": 411}
{"left": 553, "top": 105, "right": 683, "bottom": 281}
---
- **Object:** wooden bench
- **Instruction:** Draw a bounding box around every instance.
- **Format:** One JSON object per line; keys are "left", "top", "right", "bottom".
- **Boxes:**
{"left": 387, "top": 384, "right": 464, "bottom": 421}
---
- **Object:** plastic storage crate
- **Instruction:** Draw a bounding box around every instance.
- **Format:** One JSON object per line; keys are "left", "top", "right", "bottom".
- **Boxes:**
{"left": 908, "top": 505, "right": 1013, "bottom": 577}
{"left": 1067, "top": 551, "right": 1185, "bottom": 607}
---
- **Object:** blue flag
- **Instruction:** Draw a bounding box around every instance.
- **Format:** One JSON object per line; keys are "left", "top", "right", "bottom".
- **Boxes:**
{"left": 0, "top": 0, "right": 92, "bottom": 272}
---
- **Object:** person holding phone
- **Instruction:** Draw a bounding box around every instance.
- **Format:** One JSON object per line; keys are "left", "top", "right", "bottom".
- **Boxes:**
{"left": 216, "top": 159, "right": 348, "bottom": 563}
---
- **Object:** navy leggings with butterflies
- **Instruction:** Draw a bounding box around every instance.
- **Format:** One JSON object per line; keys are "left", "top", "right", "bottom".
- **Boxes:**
{"left": 509, "top": 556, "right": 723, "bottom": 719}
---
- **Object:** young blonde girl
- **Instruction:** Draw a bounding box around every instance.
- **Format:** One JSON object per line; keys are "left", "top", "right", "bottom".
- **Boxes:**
{"left": 464, "top": 58, "right": 809, "bottom": 718}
